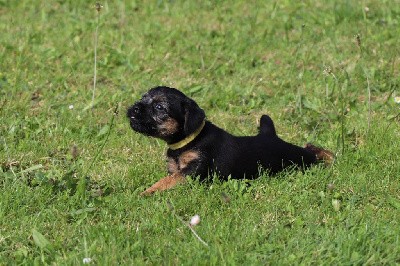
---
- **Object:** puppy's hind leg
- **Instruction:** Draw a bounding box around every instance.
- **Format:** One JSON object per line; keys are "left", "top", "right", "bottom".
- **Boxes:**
{"left": 258, "top": 115, "right": 277, "bottom": 136}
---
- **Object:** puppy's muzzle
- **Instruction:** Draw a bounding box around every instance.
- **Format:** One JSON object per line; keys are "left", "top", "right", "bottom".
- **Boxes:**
{"left": 127, "top": 104, "right": 140, "bottom": 120}
{"left": 127, "top": 103, "right": 156, "bottom": 136}
{"left": 127, "top": 104, "right": 143, "bottom": 131}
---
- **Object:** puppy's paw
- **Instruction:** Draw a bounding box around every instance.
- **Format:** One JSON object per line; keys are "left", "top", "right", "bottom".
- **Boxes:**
{"left": 140, "top": 188, "right": 156, "bottom": 196}
{"left": 305, "top": 143, "right": 335, "bottom": 165}
{"left": 139, "top": 174, "right": 186, "bottom": 196}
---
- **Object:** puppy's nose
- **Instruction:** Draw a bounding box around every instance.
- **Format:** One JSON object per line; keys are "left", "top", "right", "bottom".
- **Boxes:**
{"left": 127, "top": 105, "right": 140, "bottom": 118}
{"left": 132, "top": 106, "right": 140, "bottom": 114}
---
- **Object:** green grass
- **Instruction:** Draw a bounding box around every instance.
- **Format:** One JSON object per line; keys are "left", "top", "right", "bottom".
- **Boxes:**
{"left": 1, "top": 0, "right": 400, "bottom": 264}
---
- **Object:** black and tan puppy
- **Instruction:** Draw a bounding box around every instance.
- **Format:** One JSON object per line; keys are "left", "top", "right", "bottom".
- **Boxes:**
{"left": 127, "top": 86, "right": 333, "bottom": 195}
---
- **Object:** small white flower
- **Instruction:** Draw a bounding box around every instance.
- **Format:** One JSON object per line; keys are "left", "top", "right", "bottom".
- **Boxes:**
{"left": 69, "top": 105, "right": 74, "bottom": 110}
{"left": 83, "top": 258, "right": 92, "bottom": 264}
{"left": 190, "top": 215, "right": 200, "bottom": 226}
{"left": 394, "top": 96, "right": 400, "bottom": 104}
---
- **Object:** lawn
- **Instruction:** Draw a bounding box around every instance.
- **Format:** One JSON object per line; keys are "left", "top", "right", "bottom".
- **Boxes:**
{"left": 1, "top": 0, "right": 399, "bottom": 264}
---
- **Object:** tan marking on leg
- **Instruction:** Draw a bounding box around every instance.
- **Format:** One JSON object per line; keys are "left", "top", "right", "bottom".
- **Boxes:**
{"left": 167, "top": 158, "right": 179, "bottom": 174}
{"left": 141, "top": 151, "right": 199, "bottom": 196}
{"left": 305, "top": 143, "right": 335, "bottom": 165}
{"left": 140, "top": 173, "right": 186, "bottom": 196}
{"left": 178, "top": 150, "right": 200, "bottom": 170}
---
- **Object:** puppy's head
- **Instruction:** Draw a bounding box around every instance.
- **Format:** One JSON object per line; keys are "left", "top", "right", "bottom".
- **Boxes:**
{"left": 127, "top": 86, "right": 205, "bottom": 144}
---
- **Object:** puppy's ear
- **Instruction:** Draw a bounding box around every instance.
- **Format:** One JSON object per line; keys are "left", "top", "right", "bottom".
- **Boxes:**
{"left": 183, "top": 98, "right": 205, "bottom": 135}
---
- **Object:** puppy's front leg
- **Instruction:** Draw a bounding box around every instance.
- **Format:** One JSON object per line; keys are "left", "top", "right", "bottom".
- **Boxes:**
{"left": 140, "top": 173, "right": 186, "bottom": 196}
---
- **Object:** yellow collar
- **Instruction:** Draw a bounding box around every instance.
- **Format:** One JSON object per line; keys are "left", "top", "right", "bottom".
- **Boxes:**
{"left": 168, "top": 120, "right": 206, "bottom": 150}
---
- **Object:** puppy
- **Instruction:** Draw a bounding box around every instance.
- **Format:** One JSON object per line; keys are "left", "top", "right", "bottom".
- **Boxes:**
{"left": 127, "top": 86, "right": 333, "bottom": 195}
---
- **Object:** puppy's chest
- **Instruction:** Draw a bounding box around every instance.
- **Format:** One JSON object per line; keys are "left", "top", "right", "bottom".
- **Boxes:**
{"left": 167, "top": 150, "right": 202, "bottom": 175}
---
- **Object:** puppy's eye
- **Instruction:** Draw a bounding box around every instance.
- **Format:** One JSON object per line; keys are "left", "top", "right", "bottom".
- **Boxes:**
{"left": 154, "top": 103, "right": 165, "bottom": 111}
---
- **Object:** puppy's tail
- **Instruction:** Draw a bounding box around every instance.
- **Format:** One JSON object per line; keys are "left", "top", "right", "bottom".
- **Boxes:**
{"left": 259, "top": 115, "right": 277, "bottom": 136}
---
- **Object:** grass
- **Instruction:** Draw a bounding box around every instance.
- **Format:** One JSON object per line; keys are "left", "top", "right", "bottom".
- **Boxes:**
{"left": 1, "top": 0, "right": 399, "bottom": 264}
